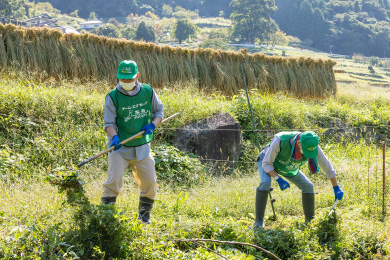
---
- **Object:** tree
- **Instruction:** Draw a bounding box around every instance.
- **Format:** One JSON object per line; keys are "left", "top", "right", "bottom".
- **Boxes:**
{"left": 91, "top": 24, "right": 121, "bottom": 38}
{"left": 200, "top": 0, "right": 232, "bottom": 17}
{"left": 162, "top": 4, "right": 173, "bottom": 17}
{"left": 173, "top": 18, "right": 198, "bottom": 44}
{"left": 108, "top": 18, "right": 120, "bottom": 27}
{"left": 89, "top": 11, "right": 96, "bottom": 20}
{"left": 0, "top": 0, "right": 13, "bottom": 16}
{"left": 0, "top": 0, "right": 29, "bottom": 19}
{"left": 267, "top": 29, "right": 290, "bottom": 46}
{"left": 139, "top": 4, "right": 154, "bottom": 15}
{"left": 274, "top": 0, "right": 294, "bottom": 31}
{"left": 70, "top": 9, "right": 79, "bottom": 18}
{"left": 229, "top": 0, "right": 278, "bottom": 43}
{"left": 297, "top": 0, "right": 314, "bottom": 40}
{"left": 198, "top": 38, "right": 231, "bottom": 50}
{"left": 286, "top": 3, "right": 300, "bottom": 36}
{"left": 136, "top": 21, "right": 156, "bottom": 42}
{"left": 121, "top": 27, "right": 136, "bottom": 40}
{"left": 354, "top": 0, "right": 361, "bottom": 12}
{"left": 311, "top": 8, "right": 330, "bottom": 48}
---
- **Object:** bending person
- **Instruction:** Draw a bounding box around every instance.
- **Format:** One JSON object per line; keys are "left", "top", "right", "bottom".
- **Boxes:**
{"left": 254, "top": 131, "right": 344, "bottom": 228}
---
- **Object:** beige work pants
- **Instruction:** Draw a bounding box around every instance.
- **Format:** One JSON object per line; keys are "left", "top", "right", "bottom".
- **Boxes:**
{"left": 102, "top": 151, "right": 158, "bottom": 200}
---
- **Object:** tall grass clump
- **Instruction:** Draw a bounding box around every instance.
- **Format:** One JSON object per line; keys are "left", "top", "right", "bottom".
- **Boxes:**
{"left": 153, "top": 145, "right": 209, "bottom": 188}
{"left": 0, "top": 23, "right": 336, "bottom": 98}
{"left": 45, "top": 171, "right": 143, "bottom": 259}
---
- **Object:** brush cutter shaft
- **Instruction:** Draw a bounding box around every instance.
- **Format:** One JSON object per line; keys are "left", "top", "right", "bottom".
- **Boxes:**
{"left": 77, "top": 113, "right": 179, "bottom": 168}
{"left": 330, "top": 199, "right": 339, "bottom": 211}
{"left": 328, "top": 199, "right": 339, "bottom": 216}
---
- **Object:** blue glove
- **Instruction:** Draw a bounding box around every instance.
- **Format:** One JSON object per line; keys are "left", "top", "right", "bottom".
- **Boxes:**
{"left": 276, "top": 177, "right": 290, "bottom": 191}
{"left": 141, "top": 122, "right": 156, "bottom": 135}
{"left": 110, "top": 135, "right": 122, "bottom": 150}
{"left": 333, "top": 185, "right": 344, "bottom": 201}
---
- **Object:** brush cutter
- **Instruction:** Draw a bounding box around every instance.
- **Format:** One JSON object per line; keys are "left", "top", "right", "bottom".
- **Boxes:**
{"left": 76, "top": 113, "right": 179, "bottom": 168}
{"left": 269, "top": 187, "right": 277, "bottom": 219}
{"left": 328, "top": 199, "right": 339, "bottom": 216}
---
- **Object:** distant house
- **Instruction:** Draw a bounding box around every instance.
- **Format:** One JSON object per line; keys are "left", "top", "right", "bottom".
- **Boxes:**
{"left": 79, "top": 20, "right": 103, "bottom": 30}
{"left": 23, "top": 13, "right": 58, "bottom": 27}
{"left": 59, "top": 25, "right": 80, "bottom": 34}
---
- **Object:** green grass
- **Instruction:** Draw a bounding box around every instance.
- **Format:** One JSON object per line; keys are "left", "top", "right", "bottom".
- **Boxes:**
{"left": 0, "top": 76, "right": 389, "bottom": 259}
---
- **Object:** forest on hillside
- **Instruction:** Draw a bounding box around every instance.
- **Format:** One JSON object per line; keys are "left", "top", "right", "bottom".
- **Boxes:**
{"left": 2, "top": 0, "right": 390, "bottom": 57}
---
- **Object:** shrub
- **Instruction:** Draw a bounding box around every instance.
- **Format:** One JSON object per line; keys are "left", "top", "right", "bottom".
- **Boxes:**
{"left": 198, "top": 38, "right": 230, "bottom": 50}
{"left": 352, "top": 53, "right": 366, "bottom": 63}
{"left": 153, "top": 145, "right": 208, "bottom": 187}
{"left": 162, "top": 4, "right": 173, "bottom": 17}
{"left": 369, "top": 56, "right": 380, "bottom": 66}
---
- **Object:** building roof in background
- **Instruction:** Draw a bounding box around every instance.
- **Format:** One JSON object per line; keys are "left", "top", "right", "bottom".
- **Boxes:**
{"left": 23, "top": 13, "right": 58, "bottom": 28}
{"left": 79, "top": 20, "right": 103, "bottom": 25}
{"left": 23, "top": 13, "right": 54, "bottom": 23}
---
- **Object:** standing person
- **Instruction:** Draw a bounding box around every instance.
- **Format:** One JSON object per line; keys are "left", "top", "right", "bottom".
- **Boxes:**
{"left": 102, "top": 60, "right": 164, "bottom": 224}
{"left": 254, "top": 131, "right": 344, "bottom": 228}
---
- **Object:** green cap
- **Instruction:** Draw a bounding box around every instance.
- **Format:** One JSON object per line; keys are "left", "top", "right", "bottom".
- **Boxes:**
{"left": 300, "top": 131, "right": 319, "bottom": 159}
{"left": 117, "top": 60, "right": 138, "bottom": 79}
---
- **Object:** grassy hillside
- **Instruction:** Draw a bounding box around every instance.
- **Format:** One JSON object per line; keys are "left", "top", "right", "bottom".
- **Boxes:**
{"left": 0, "top": 74, "right": 389, "bottom": 259}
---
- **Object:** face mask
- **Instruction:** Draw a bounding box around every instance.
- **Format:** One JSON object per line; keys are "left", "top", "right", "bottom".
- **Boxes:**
{"left": 120, "top": 81, "right": 136, "bottom": 91}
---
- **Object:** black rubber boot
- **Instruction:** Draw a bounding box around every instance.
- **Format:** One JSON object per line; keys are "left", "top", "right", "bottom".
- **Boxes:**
{"left": 101, "top": 196, "right": 116, "bottom": 205}
{"left": 138, "top": 197, "right": 154, "bottom": 224}
{"left": 302, "top": 193, "right": 315, "bottom": 223}
{"left": 254, "top": 189, "right": 269, "bottom": 228}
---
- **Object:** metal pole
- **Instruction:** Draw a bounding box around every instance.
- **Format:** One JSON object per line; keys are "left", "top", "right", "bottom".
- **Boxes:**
{"left": 382, "top": 141, "right": 386, "bottom": 217}
{"left": 240, "top": 65, "right": 261, "bottom": 151}
{"left": 240, "top": 65, "right": 276, "bottom": 220}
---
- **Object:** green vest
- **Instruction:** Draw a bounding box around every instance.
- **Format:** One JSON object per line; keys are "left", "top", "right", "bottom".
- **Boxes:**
{"left": 272, "top": 132, "right": 308, "bottom": 177}
{"left": 109, "top": 84, "right": 153, "bottom": 147}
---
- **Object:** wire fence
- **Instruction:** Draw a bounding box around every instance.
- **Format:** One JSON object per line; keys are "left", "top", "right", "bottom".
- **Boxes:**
{"left": 3, "top": 112, "right": 390, "bottom": 132}
{"left": 2, "top": 116, "right": 389, "bottom": 162}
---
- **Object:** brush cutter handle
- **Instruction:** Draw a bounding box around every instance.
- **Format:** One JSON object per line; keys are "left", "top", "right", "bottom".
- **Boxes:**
{"left": 76, "top": 113, "right": 180, "bottom": 168}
